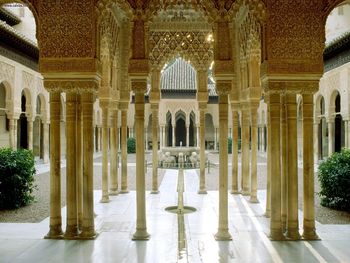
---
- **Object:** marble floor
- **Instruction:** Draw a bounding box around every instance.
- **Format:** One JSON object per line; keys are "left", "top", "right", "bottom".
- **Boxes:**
{"left": 0, "top": 169, "right": 350, "bottom": 263}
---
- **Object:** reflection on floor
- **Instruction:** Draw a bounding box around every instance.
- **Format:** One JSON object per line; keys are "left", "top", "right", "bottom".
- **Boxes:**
{"left": 0, "top": 169, "right": 350, "bottom": 263}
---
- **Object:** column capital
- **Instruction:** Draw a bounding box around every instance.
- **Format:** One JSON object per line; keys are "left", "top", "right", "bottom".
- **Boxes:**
{"left": 131, "top": 79, "right": 147, "bottom": 93}
{"left": 44, "top": 78, "right": 99, "bottom": 94}
{"left": 150, "top": 103, "right": 159, "bottom": 110}
{"left": 216, "top": 80, "right": 232, "bottom": 96}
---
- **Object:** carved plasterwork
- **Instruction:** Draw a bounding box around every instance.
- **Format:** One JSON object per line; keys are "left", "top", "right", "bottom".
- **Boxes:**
{"left": 23, "top": 71, "right": 35, "bottom": 90}
{"left": 0, "top": 61, "right": 15, "bottom": 85}
{"left": 44, "top": 79, "right": 99, "bottom": 94}
{"left": 149, "top": 30, "right": 213, "bottom": 71}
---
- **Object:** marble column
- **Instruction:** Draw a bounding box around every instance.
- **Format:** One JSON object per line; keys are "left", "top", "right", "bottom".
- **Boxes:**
{"left": 9, "top": 117, "right": 16, "bottom": 149}
{"left": 196, "top": 126, "right": 200, "bottom": 147}
{"left": 64, "top": 92, "right": 78, "bottom": 238}
{"left": 328, "top": 119, "right": 334, "bottom": 156}
{"left": 45, "top": 91, "right": 62, "bottom": 239}
{"left": 151, "top": 104, "right": 159, "bottom": 194}
{"left": 120, "top": 109, "right": 129, "bottom": 193}
{"left": 215, "top": 85, "right": 232, "bottom": 241}
{"left": 280, "top": 95, "right": 287, "bottom": 232}
{"left": 160, "top": 125, "right": 164, "bottom": 149}
{"left": 198, "top": 107, "right": 207, "bottom": 194}
{"left": 43, "top": 122, "right": 49, "bottom": 163}
{"left": 186, "top": 125, "right": 190, "bottom": 147}
{"left": 99, "top": 127, "right": 102, "bottom": 151}
{"left": 302, "top": 93, "right": 319, "bottom": 240}
{"left": 241, "top": 108, "right": 250, "bottom": 195}
{"left": 110, "top": 109, "right": 119, "bottom": 195}
{"left": 172, "top": 124, "right": 176, "bottom": 146}
{"left": 132, "top": 81, "right": 150, "bottom": 240}
{"left": 249, "top": 107, "right": 259, "bottom": 203}
{"left": 76, "top": 95, "right": 83, "bottom": 230}
{"left": 231, "top": 111, "right": 239, "bottom": 194}
{"left": 268, "top": 92, "right": 284, "bottom": 240}
{"left": 80, "top": 91, "right": 96, "bottom": 239}
{"left": 27, "top": 118, "right": 33, "bottom": 150}
{"left": 214, "top": 127, "right": 218, "bottom": 150}
{"left": 285, "top": 93, "right": 300, "bottom": 240}
{"left": 100, "top": 106, "right": 109, "bottom": 203}
{"left": 265, "top": 106, "right": 271, "bottom": 218}
{"left": 144, "top": 128, "right": 147, "bottom": 150}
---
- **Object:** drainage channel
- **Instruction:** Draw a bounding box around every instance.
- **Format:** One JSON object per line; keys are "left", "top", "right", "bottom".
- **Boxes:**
{"left": 165, "top": 155, "right": 196, "bottom": 263}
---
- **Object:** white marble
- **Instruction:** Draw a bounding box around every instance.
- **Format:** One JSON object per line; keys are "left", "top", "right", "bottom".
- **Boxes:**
{"left": 0, "top": 169, "right": 350, "bottom": 263}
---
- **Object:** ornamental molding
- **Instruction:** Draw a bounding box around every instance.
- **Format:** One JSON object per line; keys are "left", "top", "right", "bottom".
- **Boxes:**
{"left": 22, "top": 71, "right": 35, "bottom": 90}
{"left": 39, "top": 58, "right": 99, "bottom": 73}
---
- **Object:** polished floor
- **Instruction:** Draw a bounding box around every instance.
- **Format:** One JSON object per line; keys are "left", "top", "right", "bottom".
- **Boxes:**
{"left": 0, "top": 169, "right": 350, "bottom": 263}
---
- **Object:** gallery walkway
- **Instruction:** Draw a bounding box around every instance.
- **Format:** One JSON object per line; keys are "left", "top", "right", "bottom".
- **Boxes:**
{"left": 0, "top": 169, "right": 349, "bottom": 263}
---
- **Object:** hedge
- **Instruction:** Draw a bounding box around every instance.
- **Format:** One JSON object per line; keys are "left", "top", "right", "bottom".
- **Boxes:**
{"left": 127, "top": 137, "right": 136, "bottom": 153}
{"left": 0, "top": 148, "right": 36, "bottom": 209}
{"left": 317, "top": 149, "right": 350, "bottom": 211}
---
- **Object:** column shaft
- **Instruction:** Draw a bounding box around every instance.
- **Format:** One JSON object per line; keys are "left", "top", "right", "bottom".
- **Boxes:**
{"left": 132, "top": 85, "right": 150, "bottom": 240}
{"left": 76, "top": 95, "right": 83, "bottom": 230}
{"left": 110, "top": 110, "right": 118, "bottom": 195}
{"left": 9, "top": 118, "right": 15, "bottom": 149}
{"left": 151, "top": 107, "right": 159, "bottom": 193}
{"left": 45, "top": 91, "right": 62, "bottom": 239}
{"left": 265, "top": 107, "right": 271, "bottom": 218}
{"left": 120, "top": 110, "right": 129, "bottom": 193}
{"left": 43, "top": 123, "right": 49, "bottom": 163}
{"left": 250, "top": 109, "right": 259, "bottom": 203}
{"left": 80, "top": 92, "right": 96, "bottom": 239}
{"left": 198, "top": 109, "right": 207, "bottom": 194}
{"left": 231, "top": 111, "right": 239, "bottom": 194}
{"left": 172, "top": 126, "right": 175, "bottom": 146}
{"left": 328, "top": 120, "right": 334, "bottom": 155}
{"left": 101, "top": 107, "right": 109, "bottom": 203}
{"left": 281, "top": 96, "right": 287, "bottom": 232}
{"left": 186, "top": 126, "right": 190, "bottom": 146}
{"left": 302, "top": 93, "right": 319, "bottom": 240}
{"left": 269, "top": 92, "right": 284, "bottom": 240}
{"left": 215, "top": 92, "right": 231, "bottom": 241}
{"left": 285, "top": 93, "right": 300, "bottom": 239}
{"left": 64, "top": 92, "right": 78, "bottom": 238}
{"left": 27, "top": 119, "right": 33, "bottom": 150}
{"left": 241, "top": 109, "right": 250, "bottom": 195}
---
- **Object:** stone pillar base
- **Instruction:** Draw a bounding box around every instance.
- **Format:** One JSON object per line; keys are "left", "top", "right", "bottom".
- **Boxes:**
{"left": 286, "top": 229, "right": 301, "bottom": 240}
{"left": 214, "top": 230, "right": 232, "bottom": 241}
{"left": 109, "top": 190, "right": 119, "bottom": 196}
{"left": 150, "top": 190, "right": 160, "bottom": 194}
{"left": 230, "top": 190, "right": 240, "bottom": 195}
{"left": 132, "top": 229, "right": 150, "bottom": 240}
{"left": 302, "top": 228, "right": 320, "bottom": 240}
{"left": 197, "top": 190, "right": 208, "bottom": 194}
{"left": 269, "top": 230, "right": 285, "bottom": 241}
{"left": 249, "top": 197, "right": 259, "bottom": 203}
{"left": 241, "top": 190, "right": 250, "bottom": 196}
{"left": 44, "top": 226, "right": 63, "bottom": 239}
{"left": 119, "top": 189, "right": 130, "bottom": 194}
{"left": 64, "top": 225, "right": 79, "bottom": 239}
{"left": 100, "top": 197, "right": 110, "bottom": 203}
{"left": 79, "top": 228, "right": 97, "bottom": 240}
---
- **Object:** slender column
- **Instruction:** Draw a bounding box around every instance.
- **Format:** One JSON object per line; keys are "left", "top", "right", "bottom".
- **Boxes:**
{"left": 196, "top": 126, "right": 200, "bottom": 147}
{"left": 198, "top": 107, "right": 207, "bottom": 194}
{"left": 214, "top": 127, "right": 218, "bottom": 150}
{"left": 328, "top": 119, "right": 334, "bottom": 156}
{"left": 231, "top": 111, "right": 239, "bottom": 194}
{"left": 100, "top": 106, "right": 109, "bottom": 203}
{"left": 110, "top": 109, "right": 118, "bottom": 195}
{"left": 45, "top": 91, "right": 63, "bottom": 239}
{"left": 132, "top": 81, "right": 150, "bottom": 240}
{"left": 27, "top": 118, "right": 33, "bottom": 150}
{"left": 80, "top": 91, "right": 96, "bottom": 239}
{"left": 144, "top": 128, "right": 147, "bottom": 150}
{"left": 186, "top": 125, "right": 190, "bottom": 147}
{"left": 268, "top": 92, "right": 284, "bottom": 240}
{"left": 249, "top": 107, "right": 259, "bottom": 203}
{"left": 9, "top": 118, "right": 15, "bottom": 149}
{"left": 285, "top": 93, "right": 300, "bottom": 240}
{"left": 64, "top": 92, "right": 78, "bottom": 238}
{"left": 14, "top": 119, "right": 18, "bottom": 149}
{"left": 120, "top": 109, "right": 129, "bottom": 193}
{"left": 76, "top": 95, "right": 83, "bottom": 230}
{"left": 281, "top": 96, "right": 287, "bottom": 232}
{"left": 265, "top": 107, "right": 271, "bottom": 218}
{"left": 241, "top": 108, "right": 250, "bottom": 195}
{"left": 215, "top": 85, "right": 232, "bottom": 241}
{"left": 172, "top": 125, "right": 176, "bottom": 146}
{"left": 151, "top": 105, "right": 159, "bottom": 194}
{"left": 43, "top": 122, "right": 49, "bottom": 163}
{"left": 160, "top": 125, "right": 164, "bottom": 149}
{"left": 302, "top": 93, "right": 319, "bottom": 240}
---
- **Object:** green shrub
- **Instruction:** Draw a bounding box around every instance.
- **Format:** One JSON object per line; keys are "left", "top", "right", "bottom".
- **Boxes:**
{"left": 0, "top": 148, "right": 36, "bottom": 209}
{"left": 317, "top": 149, "right": 350, "bottom": 211}
{"left": 127, "top": 137, "right": 136, "bottom": 153}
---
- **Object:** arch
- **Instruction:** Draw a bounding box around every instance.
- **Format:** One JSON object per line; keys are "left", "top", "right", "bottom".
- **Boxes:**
{"left": 0, "top": 82, "right": 10, "bottom": 147}
{"left": 317, "top": 95, "right": 328, "bottom": 159}
{"left": 334, "top": 92, "right": 344, "bottom": 152}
